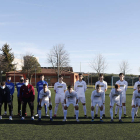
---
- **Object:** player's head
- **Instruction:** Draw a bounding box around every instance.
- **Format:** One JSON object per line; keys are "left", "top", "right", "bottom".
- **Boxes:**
{"left": 20, "top": 76, "right": 24, "bottom": 82}
{"left": 99, "top": 73, "right": 104, "bottom": 81}
{"left": 40, "top": 74, "right": 44, "bottom": 81}
{"left": 1, "top": 81, "right": 5, "bottom": 86}
{"left": 7, "top": 76, "right": 11, "bottom": 82}
{"left": 79, "top": 73, "right": 83, "bottom": 81}
{"left": 59, "top": 75, "right": 63, "bottom": 81}
{"left": 43, "top": 84, "right": 48, "bottom": 91}
{"left": 96, "top": 84, "right": 101, "bottom": 92}
{"left": 137, "top": 84, "right": 140, "bottom": 92}
{"left": 115, "top": 84, "right": 120, "bottom": 89}
{"left": 119, "top": 73, "right": 124, "bottom": 81}
{"left": 68, "top": 85, "right": 73, "bottom": 93}
{"left": 24, "top": 78, "right": 29, "bottom": 85}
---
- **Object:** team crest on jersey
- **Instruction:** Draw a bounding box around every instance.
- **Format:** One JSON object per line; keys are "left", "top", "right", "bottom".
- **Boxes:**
{"left": 77, "top": 85, "right": 83, "bottom": 87}
{"left": 57, "top": 86, "right": 63, "bottom": 88}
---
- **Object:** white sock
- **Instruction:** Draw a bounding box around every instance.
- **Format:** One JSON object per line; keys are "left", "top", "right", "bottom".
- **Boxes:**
{"left": 64, "top": 110, "right": 67, "bottom": 120}
{"left": 131, "top": 108, "right": 135, "bottom": 120}
{"left": 38, "top": 110, "right": 41, "bottom": 119}
{"left": 75, "top": 110, "right": 79, "bottom": 120}
{"left": 45, "top": 105, "right": 48, "bottom": 114}
{"left": 96, "top": 105, "right": 99, "bottom": 114}
{"left": 100, "top": 111, "right": 103, "bottom": 119}
{"left": 91, "top": 111, "right": 94, "bottom": 119}
{"left": 119, "top": 107, "right": 122, "bottom": 120}
{"left": 49, "top": 110, "right": 52, "bottom": 119}
{"left": 115, "top": 106, "right": 119, "bottom": 115}
{"left": 110, "top": 107, "right": 113, "bottom": 120}
{"left": 123, "top": 106, "right": 126, "bottom": 114}
{"left": 103, "top": 104, "right": 105, "bottom": 114}
{"left": 135, "top": 107, "right": 138, "bottom": 115}
{"left": 83, "top": 105, "right": 87, "bottom": 115}
{"left": 54, "top": 104, "right": 59, "bottom": 115}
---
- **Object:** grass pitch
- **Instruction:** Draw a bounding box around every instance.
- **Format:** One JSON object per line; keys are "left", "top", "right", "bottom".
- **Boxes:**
{"left": 0, "top": 88, "right": 140, "bottom": 140}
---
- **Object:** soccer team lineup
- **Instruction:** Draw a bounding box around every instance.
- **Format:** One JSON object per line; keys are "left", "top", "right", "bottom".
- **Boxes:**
{"left": 1, "top": 73, "right": 140, "bottom": 123}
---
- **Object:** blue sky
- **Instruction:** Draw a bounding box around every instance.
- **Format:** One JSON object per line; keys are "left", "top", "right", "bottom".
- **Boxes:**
{"left": 0, "top": 0, "right": 140, "bottom": 74}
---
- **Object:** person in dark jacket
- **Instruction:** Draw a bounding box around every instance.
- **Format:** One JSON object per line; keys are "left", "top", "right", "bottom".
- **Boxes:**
{"left": 20, "top": 78, "right": 35, "bottom": 120}
{"left": 0, "top": 81, "right": 12, "bottom": 120}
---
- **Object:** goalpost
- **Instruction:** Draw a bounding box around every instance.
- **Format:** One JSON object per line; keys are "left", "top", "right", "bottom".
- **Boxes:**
{"left": 111, "top": 76, "right": 139, "bottom": 89}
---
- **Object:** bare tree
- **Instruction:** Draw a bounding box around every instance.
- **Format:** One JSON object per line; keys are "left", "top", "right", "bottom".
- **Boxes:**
{"left": 47, "top": 44, "right": 70, "bottom": 78}
{"left": 89, "top": 54, "right": 107, "bottom": 77}
{"left": 22, "top": 53, "right": 41, "bottom": 84}
{"left": 119, "top": 60, "right": 130, "bottom": 75}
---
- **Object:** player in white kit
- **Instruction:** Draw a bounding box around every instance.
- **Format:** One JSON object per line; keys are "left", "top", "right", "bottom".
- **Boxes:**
{"left": 74, "top": 73, "right": 87, "bottom": 118}
{"left": 110, "top": 84, "right": 123, "bottom": 122}
{"left": 95, "top": 74, "right": 107, "bottom": 118}
{"left": 38, "top": 84, "right": 53, "bottom": 121}
{"left": 131, "top": 84, "right": 140, "bottom": 122}
{"left": 115, "top": 73, "right": 128, "bottom": 118}
{"left": 133, "top": 75, "right": 140, "bottom": 117}
{"left": 91, "top": 85, "right": 104, "bottom": 122}
{"left": 54, "top": 75, "right": 67, "bottom": 117}
{"left": 63, "top": 85, "right": 79, "bottom": 122}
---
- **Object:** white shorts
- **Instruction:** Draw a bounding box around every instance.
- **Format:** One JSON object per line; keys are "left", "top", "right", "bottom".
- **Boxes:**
{"left": 91, "top": 101, "right": 103, "bottom": 107}
{"left": 41, "top": 100, "right": 49, "bottom": 107}
{"left": 78, "top": 97, "right": 86, "bottom": 104}
{"left": 110, "top": 98, "right": 121, "bottom": 107}
{"left": 65, "top": 101, "right": 78, "bottom": 107}
{"left": 122, "top": 95, "right": 126, "bottom": 103}
{"left": 55, "top": 94, "right": 64, "bottom": 104}
{"left": 131, "top": 99, "right": 140, "bottom": 106}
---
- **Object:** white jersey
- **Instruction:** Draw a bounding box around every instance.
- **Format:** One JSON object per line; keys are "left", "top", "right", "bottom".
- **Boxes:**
{"left": 132, "top": 90, "right": 140, "bottom": 106}
{"left": 74, "top": 80, "right": 87, "bottom": 97}
{"left": 134, "top": 81, "right": 140, "bottom": 90}
{"left": 95, "top": 80, "right": 108, "bottom": 91}
{"left": 65, "top": 90, "right": 78, "bottom": 103}
{"left": 109, "top": 88, "right": 122, "bottom": 105}
{"left": 91, "top": 90, "right": 104, "bottom": 103}
{"left": 39, "top": 89, "right": 51, "bottom": 100}
{"left": 54, "top": 81, "right": 67, "bottom": 95}
{"left": 115, "top": 80, "right": 128, "bottom": 96}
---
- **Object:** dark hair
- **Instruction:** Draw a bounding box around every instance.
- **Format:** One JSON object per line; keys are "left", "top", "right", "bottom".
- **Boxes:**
{"left": 1, "top": 81, "right": 5, "bottom": 86}
{"left": 119, "top": 73, "right": 124, "bottom": 76}
{"left": 20, "top": 76, "right": 24, "bottom": 79}
{"left": 115, "top": 84, "right": 120, "bottom": 89}
{"left": 79, "top": 73, "right": 82, "bottom": 76}
{"left": 43, "top": 84, "right": 48, "bottom": 87}
{"left": 40, "top": 74, "right": 44, "bottom": 77}
{"left": 96, "top": 84, "right": 101, "bottom": 88}
{"left": 139, "top": 75, "right": 140, "bottom": 78}
{"left": 68, "top": 85, "right": 72, "bottom": 90}
{"left": 59, "top": 75, "right": 63, "bottom": 78}
{"left": 99, "top": 73, "right": 104, "bottom": 77}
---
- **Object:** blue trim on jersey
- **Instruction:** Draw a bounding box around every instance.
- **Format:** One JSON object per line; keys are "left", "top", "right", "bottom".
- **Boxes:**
{"left": 36, "top": 80, "right": 48, "bottom": 102}
{"left": 16, "top": 83, "right": 25, "bottom": 97}
{"left": 6, "top": 82, "right": 15, "bottom": 95}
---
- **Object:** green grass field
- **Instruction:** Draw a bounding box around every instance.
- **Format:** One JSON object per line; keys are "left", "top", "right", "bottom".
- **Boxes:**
{"left": 0, "top": 88, "right": 140, "bottom": 140}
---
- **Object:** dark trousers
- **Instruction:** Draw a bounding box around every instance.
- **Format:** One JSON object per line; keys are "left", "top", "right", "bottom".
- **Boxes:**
{"left": 22, "top": 98, "right": 34, "bottom": 117}
{"left": 0, "top": 101, "right": 12, "bottom": 116}
{"left": 18, "top": 97, "right": 21, "bottom": 114}
{"left": 4, "top": 95, "right": 13, "bottom": 112}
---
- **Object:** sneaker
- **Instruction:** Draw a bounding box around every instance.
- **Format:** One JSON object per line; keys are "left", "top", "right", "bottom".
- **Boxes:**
{"left": 54, "top": 114, "right": 57, "bottom": 117}
{"left": 76, "top": 119, "right": 80, "bottom": 122}
{"left": 114, "top": 114, "right": 117, "bottom": 118}
{"left": 62, "top": 119, "right": 67, "bottom": 122}
{"left": 95, "top": 114, "right": 98, "bottom": 118}
{"left": 31, "top": 116, "right": 34, "bottom": 120}
{"left": 91, "top": 119, "right": 94, "bottom": 122}
{"left": 0, "top": 116, "right": 2, "bottom": 119}
{"left": 21, "top": 117, "right": 25, "bottom": 120}
{"left": 119, "top": 119, "right": 123, "bottom": 123}
{"left": 9, "top": 116, "right": 13, "bottom": 120}
{"left": 3, "top": 112, "right": 7, "bottom": 116}
{"left": 110, "top": 119, "right": 114, "bottom": 122}
{"left": 50, "top": 118, "right": 53, "bottom": 122}
{"left": 84, "top": 115, "right": 88, "bottom": 118}
{"left": 103, "top": 114, "right": 106, "bottom": 118}
{"left": 38, "top": 118, "right": 41, "bottom": 121}
{"left": 131, "top": 119, "right": 134, "bottom": 123}
{"left": 100, "top": 119, "right": 104, "bottom": 122}
{"left": 34, "top": 114, "right": 38, "bottom": 117}
{"left": 124, "top": 114, "right": 128, "bottom": 118}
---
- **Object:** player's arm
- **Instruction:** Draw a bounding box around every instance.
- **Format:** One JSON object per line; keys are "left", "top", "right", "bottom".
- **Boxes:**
{"left": 74, "top": 82, "right": 77, "bottom": 91}
{"left": 105, "top": 82, "right": 108, "bottom": 92}
{"left": 64, "top": 84, "right": 67, "bottom": 93}
{"left": 131, "top": 92, "right": 135, "bottom": 107}
{"left": 49, "top": 90, "right": 52, "bottom": 105}
{"left": 95, "top": 82, "right": 97, "bottom": 90}
{"left": 54, "top": 83, "right": 56, "bottom": 93}
{"left": 102, "top": 92, "right": 104, "bottom": 105}
{"left": 84, "top": 82, "right": 87, "bottom": 92}
{"left": 125, "top": 81, "right": 128, "bottom": 92}
{"left": 133, "top": 83, "right": 137, "bottom": 91}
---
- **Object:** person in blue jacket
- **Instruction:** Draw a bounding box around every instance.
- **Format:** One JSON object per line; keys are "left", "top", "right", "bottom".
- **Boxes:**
{"left": 3, "top": 76, "right": 15, "bottom": 116}
{"left": 16, "top": 76, "right": 25, "bottom": 116}
{"left": 34, "top": 75, "right": 48, "bottom": 117}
